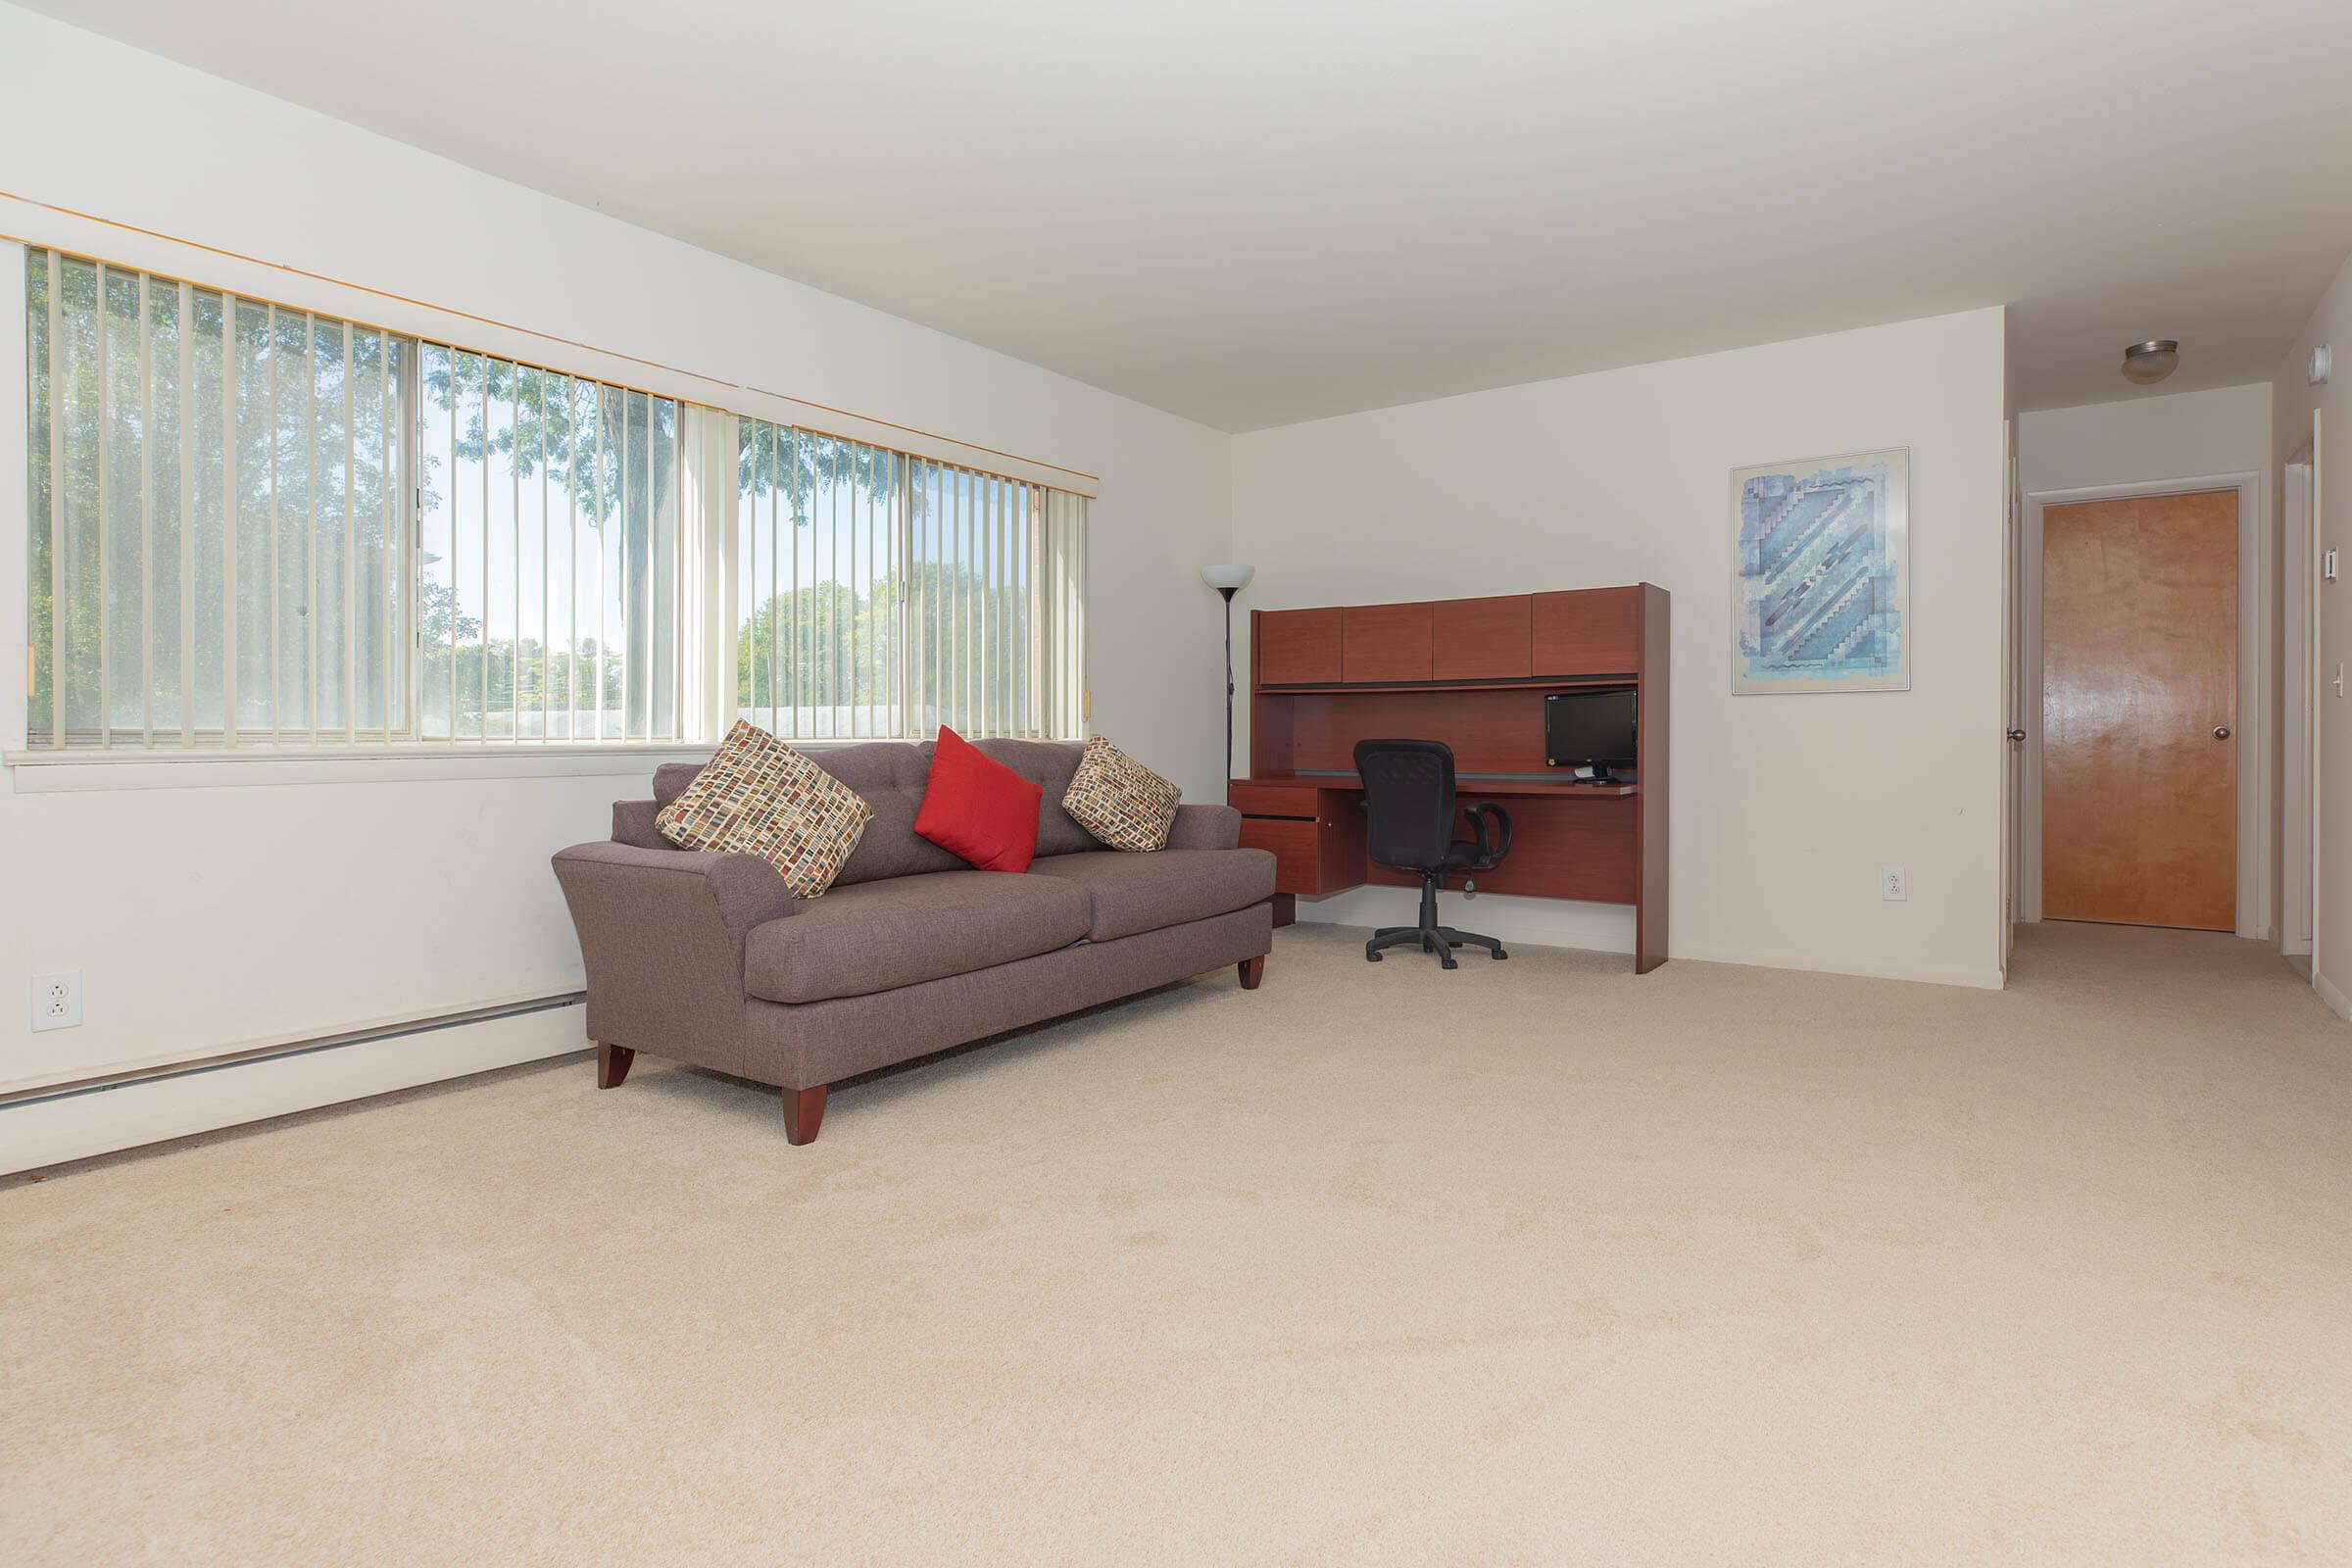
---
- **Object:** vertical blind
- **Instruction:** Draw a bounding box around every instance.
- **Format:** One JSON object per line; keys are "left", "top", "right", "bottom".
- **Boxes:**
{"left": 733, "top": 418, "right": 1087, "bottom": 741}
{"left": 414, "top": 346, "right": 696, "bottom": 743}
{"left": 1039, "top": 489, "right": 1087, "bottom": 741}
{"left": 24, "top": 248, "right": 1088, "bottom": 754}
{"left": 27, "top": 248, "right": 411, "bottom": 745}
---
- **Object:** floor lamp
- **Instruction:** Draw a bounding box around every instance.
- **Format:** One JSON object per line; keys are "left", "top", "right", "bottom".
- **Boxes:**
{"left": 1200, "top": 564, "right": 1255, "bottom": 782}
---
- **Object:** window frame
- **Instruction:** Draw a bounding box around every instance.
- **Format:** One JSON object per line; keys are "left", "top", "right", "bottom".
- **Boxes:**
{"left": 5, "top": 244, "right": 1087, "bottom": 784}
{"left": 727, "top": 418, "right": 1086, "bottom": 746}
{"left": 22, "top": 249, "right": 426, "bottom": 752}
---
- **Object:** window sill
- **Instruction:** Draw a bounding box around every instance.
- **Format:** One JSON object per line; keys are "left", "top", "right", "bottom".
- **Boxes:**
{"left": 3, "top": 743, "right": 719, "bottom": 794}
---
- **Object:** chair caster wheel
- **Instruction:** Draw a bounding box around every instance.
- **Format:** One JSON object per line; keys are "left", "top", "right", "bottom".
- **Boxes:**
{"left": 1441, "top": 957, "right": 1458, "bottom": 970}
{"left": 1366, "top": 951, "right": 1383, "bottom": 962}
{"left": 1493, "top": 950, "right": 1508, "bottom": 960}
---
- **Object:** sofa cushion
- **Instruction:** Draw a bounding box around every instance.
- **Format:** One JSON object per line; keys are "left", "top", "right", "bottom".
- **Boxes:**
{"left": 1061, "top": 734, "right": 1184, "bottom": 852}
{"left": 743, "top": 869, "right": 1093, "bottom": 1004}
{"left": 818, "top": 742, "right": 966, "bottom": 888}
{"left": 1026, "top": 849, "right": 1275, "bottom": 943}
{"left": 662, "top": 742, "right": 966, "bottom": 888}
{"left": 971, "top": 738, "right": 1096, "bottom": 857}
{"left": 657, "top": 741, "right": 1107, "bottom": 879}
{"left": 652, "top": 760, "right": 702, "bottom": 808}
{"left": 656, "top": 721, "right": 872, "bottom": 899}
{"left": 915, "top": 726, "right": 1043, "bottom": 872}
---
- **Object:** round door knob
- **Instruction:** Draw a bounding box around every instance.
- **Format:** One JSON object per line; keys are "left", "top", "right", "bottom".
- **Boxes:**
{"left": 2213, "top": 725, "right": 2231, "bottom": 740}
{"left": 2005, "top": 728, "right": 2027, "bottom": 744}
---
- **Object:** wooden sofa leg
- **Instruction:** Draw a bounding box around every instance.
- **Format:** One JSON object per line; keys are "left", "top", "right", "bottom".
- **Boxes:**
{"left": 1239, "top": 956, "right": 1265, "bottom": 990}
{"left": 596, "top": 1042, "right": 635, "bottom": 1090}
{"left": 784, "top": 1084, "right": 829, "bottom": 1146}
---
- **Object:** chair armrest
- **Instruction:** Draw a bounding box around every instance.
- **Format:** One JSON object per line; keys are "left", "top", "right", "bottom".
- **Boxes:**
{"left": 550, "top": 842, "right": 798, "bottom": 1073}
{"left": 1164, "top": 804, "right": 1242, "bottom": 851}
{"left": 1464, "top": 802, "right": 1514, "bottom": 867}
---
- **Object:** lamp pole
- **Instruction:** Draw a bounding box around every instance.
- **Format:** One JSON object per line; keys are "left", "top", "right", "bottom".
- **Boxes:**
{"left": 1217, "top": 583, "right": 1239, "bottom": 783}
{"left": 1200, "top": 565, "right": 1254, "bottom": 783}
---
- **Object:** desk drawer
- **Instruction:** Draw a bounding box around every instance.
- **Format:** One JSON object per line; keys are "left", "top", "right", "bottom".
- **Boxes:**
{"left": 1239, "top": 809, "right": 1365, "bottom": 897}
{"left": 1239, "top": 818, "right": 1321, "bottom": 893}
{"left": 1229, "top": 782, "right": 1321, "bottom": 819}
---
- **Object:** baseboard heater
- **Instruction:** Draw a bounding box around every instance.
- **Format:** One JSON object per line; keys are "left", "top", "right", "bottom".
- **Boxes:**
{"left": 0, "top": 994, "right": 584, "bottom": 1111}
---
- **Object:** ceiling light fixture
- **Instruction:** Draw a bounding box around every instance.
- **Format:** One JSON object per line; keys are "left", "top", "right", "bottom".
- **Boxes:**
{"left": 2121, "top": 339, "right": 2180, "bottom": 385}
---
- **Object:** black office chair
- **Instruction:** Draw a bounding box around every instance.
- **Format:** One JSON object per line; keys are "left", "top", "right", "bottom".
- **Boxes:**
{"left": 1354, "top": 739, "right": 1513, "bottom": 969}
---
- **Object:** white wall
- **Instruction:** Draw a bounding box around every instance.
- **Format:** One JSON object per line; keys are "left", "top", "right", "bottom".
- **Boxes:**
{"left": 2012, "top": 384, "right": 2272, "bottom": 938}
{"left": 1231, "top": 308, "right": 2010, "bottom": 988}
{"left": 2273, "top": 255, "right": 2352, "bottom": 1019}
{"left": 1088, "top": 406, "right": 1234, "bottom": 805}
{"left": 2017, "top": 383, "right": 2272, "bottom": 496}
{"left": 0, "top": 6, "right": 1231, "bottom": 1118}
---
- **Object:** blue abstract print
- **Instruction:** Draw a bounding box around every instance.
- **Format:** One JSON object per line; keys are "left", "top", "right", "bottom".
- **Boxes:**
{"left": 1734, "top": 450, "right": 1908, "bottom": 692}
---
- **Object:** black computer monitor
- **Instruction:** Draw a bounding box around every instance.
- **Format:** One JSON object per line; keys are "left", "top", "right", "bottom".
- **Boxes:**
{"left": 1544, "top": 689, "right": 1638, "bottom": 781}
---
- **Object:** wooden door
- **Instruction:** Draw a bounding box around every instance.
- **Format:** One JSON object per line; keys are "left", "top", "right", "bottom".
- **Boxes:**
{"left": 2041, "top": 490, "right": 2236, "bottom": 929}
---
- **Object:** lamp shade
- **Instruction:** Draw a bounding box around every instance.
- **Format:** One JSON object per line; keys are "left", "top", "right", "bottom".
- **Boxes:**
{"left": 1200, "top": 564, "right": 1255, "bottom": 592}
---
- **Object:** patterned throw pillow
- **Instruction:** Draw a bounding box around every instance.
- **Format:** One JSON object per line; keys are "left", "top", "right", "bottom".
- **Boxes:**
{"left": 1060, "top": 734, "right": 1182, "bottom": 852}
{"left": 657, "top": 721, "right": 873, "bottom": 898}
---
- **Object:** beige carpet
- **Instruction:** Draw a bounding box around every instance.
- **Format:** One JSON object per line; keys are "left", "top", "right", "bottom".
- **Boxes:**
{"left": 5, "top": 921, "right": 2349, "bottom": 1566}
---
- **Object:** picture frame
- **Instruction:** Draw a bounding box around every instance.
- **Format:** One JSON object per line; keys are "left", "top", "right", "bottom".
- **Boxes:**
{"left": 1731, "top": 447, "right": 1911, "bottom": 694}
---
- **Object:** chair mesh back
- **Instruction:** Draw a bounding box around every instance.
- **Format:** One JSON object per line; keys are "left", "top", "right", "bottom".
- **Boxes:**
{"left": 1354, "top": 739, "right": 1458, "bottom": 871}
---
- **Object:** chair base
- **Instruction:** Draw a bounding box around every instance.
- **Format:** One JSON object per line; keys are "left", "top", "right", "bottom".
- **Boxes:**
{"left": 1363, "top": 872, "right": 1508, "bottom": 970}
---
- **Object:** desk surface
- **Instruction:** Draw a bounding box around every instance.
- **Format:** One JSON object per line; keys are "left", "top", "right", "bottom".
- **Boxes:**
{"left": 1241, "top": 583, "right": 1666, "bottom": 972}
{"left": 1232, "top": 772, "right": 1638, "bottom": 799}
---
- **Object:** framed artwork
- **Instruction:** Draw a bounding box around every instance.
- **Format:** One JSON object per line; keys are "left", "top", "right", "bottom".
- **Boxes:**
{"left": 1732, "top": 447, "right": 1910, "bottom": 693}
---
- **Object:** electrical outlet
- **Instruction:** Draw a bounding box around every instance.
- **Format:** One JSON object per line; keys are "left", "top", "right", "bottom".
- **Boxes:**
{"left": 31, "top": 971, "right": 81, "bottom": 1033}
{"left": 1881, "top": 866, "right": 1907, "bottom": 902}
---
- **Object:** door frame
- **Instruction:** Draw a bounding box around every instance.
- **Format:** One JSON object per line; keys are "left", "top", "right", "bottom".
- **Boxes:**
{"left": 2282, "top": 440, "right": 2318, "bottom": 958}
{"left": 2021, "top": 470, "right": 2269, "bottom": 936}
{"left": 2001, "top": 417, "right": 2023, "bottom": 977}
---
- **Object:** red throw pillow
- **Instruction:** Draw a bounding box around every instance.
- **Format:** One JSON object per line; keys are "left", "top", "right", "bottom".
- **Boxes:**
{"left": 914, "top": 726, "right": 1044, "bottom": 872}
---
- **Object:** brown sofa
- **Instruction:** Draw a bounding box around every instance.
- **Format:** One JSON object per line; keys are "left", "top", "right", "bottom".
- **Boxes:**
{"left": 552, "top": 738, "right": 1276, "bottom": 1144}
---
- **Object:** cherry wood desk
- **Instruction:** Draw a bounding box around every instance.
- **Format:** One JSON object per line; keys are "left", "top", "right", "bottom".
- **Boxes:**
{"left": 1233, "top": 584, "right": 1668, "bottom": 972}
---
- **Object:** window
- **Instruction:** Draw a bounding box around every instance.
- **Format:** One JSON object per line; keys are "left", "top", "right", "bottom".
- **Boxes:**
{"left": 22, "top": 248, "right": 1087, "bottom": 756}
{"left": 733, "top": 419, "right": 1088, "bottom": 741}
{"left": 27, "top": 249, "right": 412, "bottom": 745}
{"left": 414, "top": 346, "right": 697, "bottom": 743}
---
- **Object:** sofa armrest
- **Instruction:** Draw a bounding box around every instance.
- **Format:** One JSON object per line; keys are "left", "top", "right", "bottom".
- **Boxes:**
{"left": 1165, "top": 803, "right": 1242, "bottom": 851}
{"left": 550, "top": 842, "right": 798, "bottom": 1074}
{"left": 556, "top": 841, "right": 798, "bottom": 943}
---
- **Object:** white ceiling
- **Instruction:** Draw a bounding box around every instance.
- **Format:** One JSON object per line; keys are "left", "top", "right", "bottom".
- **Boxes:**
{"left": 27, "top": 0, "right": 2352, "bottom": 430}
